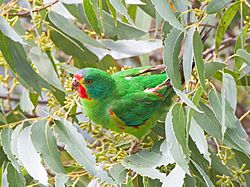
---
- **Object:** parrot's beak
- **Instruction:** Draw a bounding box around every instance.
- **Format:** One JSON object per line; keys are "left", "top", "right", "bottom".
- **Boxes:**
{"left": 71, "top": 77, "right": 79, "bottom": 91}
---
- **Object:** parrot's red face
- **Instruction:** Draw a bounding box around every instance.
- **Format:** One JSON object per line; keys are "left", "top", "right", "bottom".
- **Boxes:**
{"left": 72, "top": 68, "right": 116, "bottom": 100}
{"left": 72, "top": 74, "right": 90, "bottom": 99}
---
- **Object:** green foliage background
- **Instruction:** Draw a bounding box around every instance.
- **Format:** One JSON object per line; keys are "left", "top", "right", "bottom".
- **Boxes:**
{"left": 0, "top": 0, "right": 250, "bottom": 186}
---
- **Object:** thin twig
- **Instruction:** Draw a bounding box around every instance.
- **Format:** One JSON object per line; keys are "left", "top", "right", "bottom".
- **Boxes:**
{"left": 240, "top": 109, "right": 250, "bottom": 122}
{"left": 0, "top": 94, "right": 48, "bottom": 104}
{"left": 4, "top": 0, "right": 59, "bottom": 17}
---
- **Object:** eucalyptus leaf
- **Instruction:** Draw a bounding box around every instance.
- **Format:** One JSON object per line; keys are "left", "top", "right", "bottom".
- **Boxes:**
{"left": 151, "top": 0, "right": 185, "bottom": 32}
{"left": 183, "top": 27, "right": 195, "bottom": 85}
{"left": 7, "top": 163, "right": 25, "bottom": 187}
{"left": 110, "top": 0, "right": 134, "bottom": 24}
{"left": 122, "top": 150, "right": 168, "bottom": 183}
{"left": 55, "top": 173, "right": 69, "bottom": 187}
{"left": 173, "top": 88, "right": 203, "bottom": 113}
{"left": 0, "top": 32, "right": 53, "bottom": 95}
{"left": 163, "top": 28, "right": 183, "bottom": 90}
{"left": 0, "top": 16, "right": 25, "bottom": 44}
{"left": 109, "top": 164, "right": 127, "bottom": 184}
{"left": 162, "top": 165, "right": 186, "bottom": 187}
{"left": 1, "top": 128, "right": 20, "bottom": 172}
{"left": 83, "top": 0, "right": 101, "bottom": 34}
{"left": 54, "top": 120, "right": 114, "bottom": 184}
{"left": 20, "top": 88, "right": 35, "bottom": 113}
{"left": 204, "top": 62, "right": 227, "bottom": 78}
{"left": 165, "top": 104, "right": 189, "bottom": 173}
{"left": 17, "top": 126, "right": 48, "bottom": 185}
{"left": 215, "top": 2, "right": 240, "bottom": 53}
{"left": 236, "top": 49, "right": 250, "bottom": 66}
{"left": 29, "top": 47, "right": 64, "bottom": 91}
{"left": 193, "top": 31, "right": 206, "bottom": 92}
{"left": 222, "top": 73, "right": 237, "bottom": 112}
{"left": 206, "top": 0, "right": 231, "bottom": 14}
{"left": 31, "top": 120, "right": 66, "bottom": 174}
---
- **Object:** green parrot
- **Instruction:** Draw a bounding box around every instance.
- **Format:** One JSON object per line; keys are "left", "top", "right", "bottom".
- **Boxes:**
{"left": 72, "top": 66, "right": 174, "bottom": 140}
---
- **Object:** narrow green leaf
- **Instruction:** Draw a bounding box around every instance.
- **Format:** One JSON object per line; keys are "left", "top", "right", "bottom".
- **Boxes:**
{"left": 0, "top": 16, "right": 25, "bottom": 44}
{"left": 165, "top": 104, "right": 189, "bottom": 173}
{"left": 190, "top": 119, "right": 210, "bottom": 162}
{"left": 173, "top": 88, "right": 203, "bottom": 113}
{"left": 109, "top": 164, "right": 127, "bottom": 184}
{"left": 17, "top": 126, "right": 48, "bottom": 185}
{"left": 54, "top": 120, "right": 114, "bottom": 184}
{"left": 192, "top": 161, "right": 215, "bottom": 187}
{"left": 0, "top": 32, "right": 53, "bottom": 95}
{"left": 48, "top": 11, "right": 103, "bottom": 48}
{"left": 122, "top": 150, "right": 168, "bottom": 183}
{"left": 7, "top": 164, "right": 25, "bottom": 187}
{"left": 163, "top": 28, "right": 183, "bottom": 90}
{"left": 110, "top": 0, "right": 134, "bottom": 24}
{"left": 204, "top": 62, "right": 227, "bottom": 78}
{"left": 151, "top": 0, "right": 185, "bottom": 32}
{"left": 20, "top": 88, "right": 35, "bottom": 113}
{"left": 183, "top": 27, "right": 195, "bottom": 85}
{"left": 55, "top": 173, "right": 69, "bottom": 187}
{"left": 29, "top": 47, "right": 64, "bottom": 91}
{"left": 1, "top": 128, "right": 20, "bottom": 172}
{"left": 106, "top": 0, "right": 117, "bottom": 27}
{"left": 236, "top": 49, "right": 250, "bottom": 66}
{"left": 215, "top": 2, "right": 240, "bottom": 53}
{"left": 193, "top": 30, "right": 206, "bottom": 92}
{"left": 31, "top": 120, "right": 66, "bottom": 174}
{"left": 222, "top": 73, "right": 237, "bottom": 111}
{"left": 206, "top": 0, "right": 231, "bottom": 14}
{"left": 83, "top": 0, "right": 101, "bottom": 34}
{"left": 162, "top": 165, "right": 186, "bottom": 187}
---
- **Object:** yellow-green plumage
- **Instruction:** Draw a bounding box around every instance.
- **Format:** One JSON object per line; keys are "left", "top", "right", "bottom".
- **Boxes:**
{"left": 75, "top": 66, "right": 174, "bottom": 139}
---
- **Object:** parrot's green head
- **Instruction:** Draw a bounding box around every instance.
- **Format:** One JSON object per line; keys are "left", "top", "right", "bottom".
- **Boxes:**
{"left": 72, "top": 68, "right": 116, "bottom": 100}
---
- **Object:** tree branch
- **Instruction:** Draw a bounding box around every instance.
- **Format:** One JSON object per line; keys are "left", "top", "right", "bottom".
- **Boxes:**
{"left": 4, "top": 0, "right": 59, "bottom": 17}
{"left": 0, "top": 94, "right": 48, "bottom": 104}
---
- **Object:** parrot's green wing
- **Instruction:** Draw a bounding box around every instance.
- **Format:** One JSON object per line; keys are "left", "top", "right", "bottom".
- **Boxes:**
{"left": 113, "top": 65, "right": 165, "bottom": 78}
{"left": 110, "top": 86, "right": 168, "bottom": 126}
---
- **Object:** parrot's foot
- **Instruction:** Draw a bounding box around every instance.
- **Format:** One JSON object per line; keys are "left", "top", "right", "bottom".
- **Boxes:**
{"left": 128, "top": 140, "right": 141, "bottom": 154}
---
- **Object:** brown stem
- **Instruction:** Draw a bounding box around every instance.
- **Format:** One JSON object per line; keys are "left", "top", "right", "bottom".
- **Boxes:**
{"left": 0, "top": 94, "right": 48, "bottom": 104}
{"left": 4, "top": 0, "right": 59, "bottom": 17}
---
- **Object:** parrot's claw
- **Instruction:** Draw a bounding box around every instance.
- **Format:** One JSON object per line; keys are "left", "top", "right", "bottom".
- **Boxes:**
{"left": 128, "top": 140, "right": 141, "bottom": 154}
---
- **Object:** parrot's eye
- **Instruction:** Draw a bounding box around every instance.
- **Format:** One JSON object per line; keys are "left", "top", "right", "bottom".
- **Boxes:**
{"left": 85, "top": 79, "right": 93, "bottom": 84}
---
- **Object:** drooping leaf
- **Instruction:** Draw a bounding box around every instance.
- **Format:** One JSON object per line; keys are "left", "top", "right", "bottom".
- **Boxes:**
{"left": 192, "top": 161, "right": 215, "bottom": 187}
{"left": 162, "top": 165, "right": 186, "bottom": 187}
{"left": 30, "top": 120, "right": 66, "bottom": 174}
{"left": 163, "top": 28, "right": 183, "bottom": 90}
{"left": 189, "top": 119, "right": 210, "bottom": 162}
{"left": 125, "top": 0, "right": 145, "bottom": 5}
{"left": 122, "top": 150, "right": 169, "bottom": 183}
{"left": 0, "top": 32, "right": 53, "bottom": 95}
{"left": 236, "top": 49, "right": 250, "bottom": 66}
{"left": 6, "top": 163, "right": 25, "bottom": 187}
{"left": 206, "top": 0, "right": 231, "bottom": 14}
{"left": 20, "top": 88, "right": 35, "bottom": 113}
{"left": 151, "top": 0, "right": 185, "bottom": 32}
{"left": 183, "top": 27, "right": 195, "bottom": 85}
{"left": 215, "top": 2, "right": 240, "bottom": 53}
{"left": 54, "top": 120, "right": 114, "bottom": 184}
{"left": 204, "top": 62, "right": 227, "bottom": 78}
{"left": 165, "top": 104, "right": 189, "bottom": 173}
{"left": 29, "top": 47, "right": 64, "bottom": 91}
{"left": 87, "top": 39, "right": 162, "bottom": 60}
{"left": 222, "top": 73, "right": 237, "bottom": 111}
{"left": 83, "top": 0, "right": 101, "bottom": 34}
{"left": 16, "top": 126, "right": 48, "bottom": 185}
{"left": 109, "top": 164, "right": 127, "bottom": 184}
{"left": 0, "top": 16, "right": 25, "bottom": 44}
{"left": 193, "top": 30, "right": 206, "bottom": 92}
{"left": 110, "top": 0, "right": 134, "bottom": 24}
{"left": 55, "top": 173, "right": 69, "bottom": 187}
{"left": 173, "top": 88, "right": 203, "bottom": 113}
{"left": 1, "top": 128, "right": 20, "bottom": 172}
